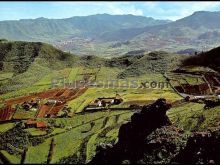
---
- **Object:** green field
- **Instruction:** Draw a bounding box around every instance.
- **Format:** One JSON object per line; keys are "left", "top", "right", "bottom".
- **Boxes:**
{"left": 168, "top": 102, "right": 220, "bottom": 131}
{"left": 0, "top": 123, "right": 15, "bottom": 133}
{"left": 0, "top": 65, "right": 219, "bottom": 164}
{"left": 0, "top": 150, "right": 20, "bottom": 164}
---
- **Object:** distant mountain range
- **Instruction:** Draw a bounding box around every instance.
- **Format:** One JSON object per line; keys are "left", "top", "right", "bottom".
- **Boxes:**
{"left": 0, "top": 11, "right": 220, "bottom": 56}
{"left": 0, "top": 14, "right": 170, "bottom": 42}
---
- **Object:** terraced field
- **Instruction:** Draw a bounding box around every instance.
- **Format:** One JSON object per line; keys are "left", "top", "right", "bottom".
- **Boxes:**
{"left": 1, "top": 100, "right": 219, "bottom": 164}
{"left": 0, "top": 106, "right": 15, "bottom": 121}
{"left": 168, "top": 102, "right": 220, "bottom": 131}
{"left": 1, "top": 64, "right": 219, "bottom": 164}
{"left": 0, "top": 110, "right": 134, "bottom": 164}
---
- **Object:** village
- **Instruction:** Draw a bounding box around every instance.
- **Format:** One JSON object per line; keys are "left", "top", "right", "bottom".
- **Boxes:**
{"left": 0, "top": 67, "right": 126, "bottom": 130}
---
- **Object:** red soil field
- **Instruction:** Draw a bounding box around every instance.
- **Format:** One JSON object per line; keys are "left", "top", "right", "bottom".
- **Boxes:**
{"left": 0, "top": 106, "right": 15, "bottom": 121}
{"left": 36, "top": 87, "right": 88, "bottom": 118}
{"left": 5, "top": 88, "right": 62, "bottom": 106}
{"left": 2, "top": 85, "right": 88, "bottom": 119}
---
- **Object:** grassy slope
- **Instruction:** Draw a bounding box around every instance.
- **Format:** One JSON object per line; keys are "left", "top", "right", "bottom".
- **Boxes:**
{"left": 0, "top": 150, "right": 20, "bottom": 164}
{"left": 0, "top": 41, "right": 79, "bottom": 95}
{"left": 0, "top": 123, "right": 15, "bottom": 133}
{"left": 168, "top": 102, "right": 220, "bottom": 132}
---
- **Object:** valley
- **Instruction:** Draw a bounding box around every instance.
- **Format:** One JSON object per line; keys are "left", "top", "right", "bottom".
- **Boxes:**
{"left": 0, "top": 39, "right": 220, "bottom": 164}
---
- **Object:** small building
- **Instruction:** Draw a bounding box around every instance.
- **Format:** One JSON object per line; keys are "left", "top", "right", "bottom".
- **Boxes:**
{"left": 46, "top": 99, "right": 65, "bottom": 106}
{"left": 22, "top": 100, "right": 39, "bottom": 111}
{"left": 36, "top": 121, "right": 47, "bottom": 128}
{"left": 85, "top": 94, "right": 123, "bottom": 111}
{"left": 25, "top": 119, "right": 47, "bottom": 129}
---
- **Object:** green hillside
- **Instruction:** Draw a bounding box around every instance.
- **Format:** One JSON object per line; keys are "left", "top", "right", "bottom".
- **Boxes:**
{"left": 0, "top": 40, "right": 79, "bottom": 73}
{"left": 111, "top": 51, "right": 184, "bottom": 78}
{"left": 0, "top": 40, "right": 80, "bottom": 93}
{"left": 0, "top": 40, "right": 185, "bottom": 97}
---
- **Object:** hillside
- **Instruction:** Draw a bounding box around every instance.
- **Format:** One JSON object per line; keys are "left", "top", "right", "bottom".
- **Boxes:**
{"left": 110, "top": 51, "right": 184, "bottom": 78}
{"left": 0, "top": 40, "right": 79, "bottom": 93}
{"left": 106, "top": 11, "right": 220, "bottom": 41}
{"left": 0, "top": 39, "right": 220, "bottom": 164}
{"left": 0, "top": 40, "right": 79, "bottom": 74}
{"left": 182, "top": 46, "right": 220, "bottom": 72}
{"left": 0, "top": 40, "right": 186, "bottom": 95}
{"left": 90, "top": 99, "right": 220, "bottom": 164}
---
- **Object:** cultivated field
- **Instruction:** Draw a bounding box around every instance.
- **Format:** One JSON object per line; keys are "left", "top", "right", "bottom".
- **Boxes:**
{"left": 1, "top": 66, "right": 220, "bottom": 164}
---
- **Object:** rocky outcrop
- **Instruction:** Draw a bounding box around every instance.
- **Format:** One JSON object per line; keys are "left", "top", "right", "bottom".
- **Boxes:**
{"left": 89, "top": 98, "right": 173, "bottom": 164}
{"left": 89, "top": 98, "right": 220, "bottom": 164}
{"left": 172, "top": 129, "right": 220, "bottom": 164}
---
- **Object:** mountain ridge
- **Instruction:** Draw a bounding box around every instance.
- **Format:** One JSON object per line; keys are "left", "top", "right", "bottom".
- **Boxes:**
{"left": 0, "top": 14, "right": 171, "bottom": 43}
{"left": 1, "top": 11, "right": 220, "bottom": 57}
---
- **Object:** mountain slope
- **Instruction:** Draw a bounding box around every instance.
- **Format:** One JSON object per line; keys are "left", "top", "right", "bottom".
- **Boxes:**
{"left": 54, "top": 11, "right": 220, "bottom": 56}
{"left": 0, "top": 14, "right": 170, "bottom": 43}
{"left": 96, "top": 11, "right": 220, "bottom": 55}
{"left": 1, "top": 11, "right": 220, "bottom": 56}
{"left": 182, "top": 46, "right": 220, "bottom": 72}
{"left": 133, "top": 11, "right": 220, "bottom": 40}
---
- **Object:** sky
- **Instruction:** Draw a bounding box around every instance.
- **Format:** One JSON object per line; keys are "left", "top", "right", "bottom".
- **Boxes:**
{"left": 0, "top": 1, "right": 220, "bottom": 21}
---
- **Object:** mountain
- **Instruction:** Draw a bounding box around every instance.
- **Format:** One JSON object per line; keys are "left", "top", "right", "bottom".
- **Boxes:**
{"left": 0, "top": 14, "right": 170, "bottom": 43}
{"left": 1, "top": 11, "right": 220, "bottom": 57}
{"left": 172, "top": 11, "right": 220, "bottom": 29}
{"left": 93, "top": 11, "right": 220, "bottom": 55}
{"left": 125, "top": 11, "right": 220, "bottom": 41}
{"left": 55, "top": 11, "right": 220, "bottom": 56}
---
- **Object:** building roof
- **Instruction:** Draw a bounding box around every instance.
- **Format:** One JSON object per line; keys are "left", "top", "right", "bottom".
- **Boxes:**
{"left": 36, "top": 122, "right": 47, "bottom": 128}
{"left": 26, "top": 119, "right": 47, "bottom": 128}
{"left": 26, "top": 119, "right": 37, "bottom": 125}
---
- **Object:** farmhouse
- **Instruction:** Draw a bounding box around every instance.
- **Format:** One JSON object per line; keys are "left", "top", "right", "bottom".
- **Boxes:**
{"left": 46, "top": 99, "right": 65, "bottom": 106}
{"left": 21, "top": 99, "right": 40, "bottom": 111}
{"left": 25, "top": 119, "right": 47, "bottom": 129}
{"left": 84, "top": 94, "right": 123, "bottom": 111}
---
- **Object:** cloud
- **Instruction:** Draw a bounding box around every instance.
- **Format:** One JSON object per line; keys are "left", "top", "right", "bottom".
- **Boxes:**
{"left": 142, "top": 1, "right": 220, "bottom": 20}
{"left": 0, "top": 2, "right": 220, "bottom": 21}
{"left": 108, "top": 4, "right": 144, "bottom": 16}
